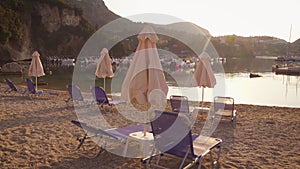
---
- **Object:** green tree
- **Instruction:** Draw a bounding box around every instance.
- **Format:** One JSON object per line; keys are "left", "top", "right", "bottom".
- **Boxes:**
{"left": 225, "top": 35, "right": 236, "bottom": 45}
{"left": 0, "top": 26, "right": 11, "bottom": 44}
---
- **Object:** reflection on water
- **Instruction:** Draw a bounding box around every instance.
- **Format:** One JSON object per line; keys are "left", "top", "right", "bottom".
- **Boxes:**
{"left": 218, "top": 73, "right": 299, "bottom": 108}
{"left": 165, "top": 72, "right": 300, "bottom": 108}
{"left": 213, "top": 58, "right": 276, "bottom": 73}
{"left": 1, "top": 58, "right": 299, "bottom": 108}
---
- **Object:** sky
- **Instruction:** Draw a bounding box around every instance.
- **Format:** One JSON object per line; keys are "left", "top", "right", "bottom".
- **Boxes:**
{"left": 103, "top": 0, "right": 300, "bottom": 42}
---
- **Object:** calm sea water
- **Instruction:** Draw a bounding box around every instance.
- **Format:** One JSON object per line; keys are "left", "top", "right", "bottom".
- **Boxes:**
{"left": 1, "top": 58, "right": 299, "bottom": 108}
{"left": 167, "top": 73, "right": 300, "bottom": 108}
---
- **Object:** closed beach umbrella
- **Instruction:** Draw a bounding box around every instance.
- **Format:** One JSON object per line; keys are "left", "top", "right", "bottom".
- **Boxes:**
{"left": 192, "top": 51, "right": 216, "bottom": 108}
{"left": 95, "top": 48, "right": 114, "bottom": 91}
{"left": 121, "top": 25, "right": 168, "bottom": 135}
{"left": 28, "top": 51, "right": 45, "bottom": 90}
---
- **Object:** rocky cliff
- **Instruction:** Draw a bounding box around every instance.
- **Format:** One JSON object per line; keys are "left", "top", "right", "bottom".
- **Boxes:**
{"left": 0, "top": 0, "right": 96, "bottom": 62}
{"left": 64, "top": 0, "right": 120, "bottom": 29}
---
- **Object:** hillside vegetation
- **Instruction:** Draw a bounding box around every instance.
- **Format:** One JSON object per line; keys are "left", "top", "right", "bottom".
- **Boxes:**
{"left": 0, "top": 0, "right": 97, "bottom": 61}
{"left": 0, "top": 0, "right": 299, "bottom": 63}
{"left": 211, "top": 35, "right": 291, "bottom": 58}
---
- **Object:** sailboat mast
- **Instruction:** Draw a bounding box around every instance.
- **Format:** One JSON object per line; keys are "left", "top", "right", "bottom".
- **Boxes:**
{"left": 286, "top": 24, "right": 292, "bottom": 57}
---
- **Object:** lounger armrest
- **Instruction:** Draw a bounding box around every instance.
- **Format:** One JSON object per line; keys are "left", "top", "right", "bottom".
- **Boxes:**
{"left": 71, "top": 120, "right": 119, "bottom": 140}
{"left": 233, "top": 109, "right": 237, "bottom": 116}
{"left": 109, "top": 100, "right": 126, "bottom": 105}
{"left": 35, "top": 90, "right": 59, "bottom": 95}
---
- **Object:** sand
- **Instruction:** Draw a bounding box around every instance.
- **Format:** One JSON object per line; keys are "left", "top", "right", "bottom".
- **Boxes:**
{"left": 0, "top": 83, "right": 299, "bottom": 169}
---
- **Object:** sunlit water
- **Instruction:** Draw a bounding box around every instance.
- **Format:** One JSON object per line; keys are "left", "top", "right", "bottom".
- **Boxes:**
{"left": 2, "top": 70, "right": 299, "bottom": 108}
{"left": 1, "top": 58, "right": 299, "bottom": 108}
{"left": 167, "top": 73, "right": 300, "bottom": 108}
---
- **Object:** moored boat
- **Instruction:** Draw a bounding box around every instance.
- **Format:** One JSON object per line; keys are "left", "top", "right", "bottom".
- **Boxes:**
{"left": 273, "top": 66, "right": 300, "bottom": 75}
{"left": 275, "top": 56, "right": 300, "bottom": 62}
{"left": 249, "top": 73, "right": 262, "bottom": 78}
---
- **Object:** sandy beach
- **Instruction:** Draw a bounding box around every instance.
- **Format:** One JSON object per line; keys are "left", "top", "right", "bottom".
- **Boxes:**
{"left": 0, "top": 83, "right": 299, "bottom": 169}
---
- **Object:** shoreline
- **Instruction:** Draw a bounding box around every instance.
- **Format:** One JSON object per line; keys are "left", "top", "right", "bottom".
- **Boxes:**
{"left": 1, "top": 81, "right": 299, "bottom": 109}
{"left": 1, "top": 83, "right": 300, "bottom": 168}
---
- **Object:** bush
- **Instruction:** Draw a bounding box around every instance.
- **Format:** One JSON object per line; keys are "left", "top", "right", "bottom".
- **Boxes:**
{"left": 0, "top": 26, "right": 11, "bottom": 44}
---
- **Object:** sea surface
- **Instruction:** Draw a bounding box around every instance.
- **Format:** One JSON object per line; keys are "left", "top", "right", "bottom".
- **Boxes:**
{"left": 167, "top": 72, "right": 299, "bottom": 108}
{"left": 1, "top": 58, "right": 299, "bottom": 108}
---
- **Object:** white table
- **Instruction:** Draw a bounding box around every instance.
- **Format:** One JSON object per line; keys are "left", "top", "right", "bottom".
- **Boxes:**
{"left": 123, "top": 131, "right": 154, "bottom": 158}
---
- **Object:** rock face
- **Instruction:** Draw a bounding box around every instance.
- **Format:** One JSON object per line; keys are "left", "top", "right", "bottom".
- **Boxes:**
{"left": 0, "top": 0, "right": 95, "bottom": 62}
{"left": 37, "top": 4, "right": 61, "bottom": 33}
{"left": 36, "top": 4, "right": 81, "bottom": 33}
{"left": 0, "top": 0, "right": 124, "bottom": 63}
{"left": 64, "top": 0, "right": 120, "bottom": 28}
{"left": 1, "top": 62, "right": 23, "bottom": 74}
{"left": 62, "top": 9, "right": 80, "bottom": 26}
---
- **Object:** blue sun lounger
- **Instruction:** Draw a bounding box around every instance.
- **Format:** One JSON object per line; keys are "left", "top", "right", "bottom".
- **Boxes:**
{"left": 65, "top": 84, "right": 94, "bottom": 105}
{"left": 26, "top": 78, "right": 58, "bottom": 96}
{"left": 4, "top": 78, "right": 27, "bottom": 95}
{"left": 91, "top": 86, "right": 126, "bottom": 111}
{"left": 170, "top": 95, "right": 190, "bottom": 113}
{"left": 71, "top": 120, "right": 150, "bottom": 158}
{"left": 213, "top": 96, "right": 237, "bottom": 127}
{"left": 145, "top": 111, "right": 222, "bottom": 169}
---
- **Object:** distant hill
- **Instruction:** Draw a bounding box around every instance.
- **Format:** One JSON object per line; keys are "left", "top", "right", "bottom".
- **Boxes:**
{"left": 211, "top": 35, "right": 296, "bottom": 58}
{"left": 162, "top": 22, "right": 210, "bottom": 36}
{"left": 0, "top": 0, "right": 299, "bottom": 63}
{"left": 290, "top": 38, "right": 300, "bottom": 56}
{"left": 108, "top": 21, "right": 211, "bottom": 58}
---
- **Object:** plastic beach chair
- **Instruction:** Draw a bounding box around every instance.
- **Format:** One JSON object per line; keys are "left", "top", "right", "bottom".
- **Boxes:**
{"left": 4, "top": 78, "right": 27, "bottom": 95}
{"left": 26, "top": 78, "right": 58, "bottom": 96}
{"left": 70, "top": 120, "right": 150, "bottom": 158}
{"left": 65, "top": 84, "right": 94, "bottom": 105}
{"left": 170, "top": 95, "right": 190, "bottom": 113}
{"left": 145, "top": 110, "right": 222, "bottom": 169}
{"left": 91, "top": 86, "right": 126, "bottom": 111}
{"left": 213, "top": 96, "right": 237, "bottom": 123}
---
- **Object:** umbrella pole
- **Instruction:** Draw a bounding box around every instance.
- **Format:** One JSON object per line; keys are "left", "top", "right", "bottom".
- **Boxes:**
{"left": 104, "top": 78, "right": 106, "bottom": 91}
{"left": 143, "top": 125, "right": 147, "bottom": 136}
{"left": 143, "top": 110, "right": 149, "bottom": 136}
{"left": 35, "top": 76, "right": 38, "bottom": 90}
{"left": 201, "top": 87, "right": 204, "bottom": 112}
{"left": 35, "top": 62, "right": 38, "bottom": 90}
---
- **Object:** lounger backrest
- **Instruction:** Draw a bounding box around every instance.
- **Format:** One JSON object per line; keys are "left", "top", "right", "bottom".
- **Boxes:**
{"left": 67, "top": 85, "right": 84, "bottom": 101}
{"left": 5, "top": 78, "right": 17, "bottom": 91}
{"left": 26, "top": 78, "right": 36, "bottom": 94}
{"left": 91, "top": 86, "right": 109, "bottom": 104}
{"left": 151, "top": 110, "right": 194, "bottom": 158}
{"left": 214, "top": 96, "right": 234, "bottom": 112}
{"left": 170, "top": 95, "right": 189, "bottom": 113}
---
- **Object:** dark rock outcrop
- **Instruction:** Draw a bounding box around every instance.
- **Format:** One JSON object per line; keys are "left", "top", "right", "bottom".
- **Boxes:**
{"left": 1, "top": 62, "right": 22, "bottom": 74}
